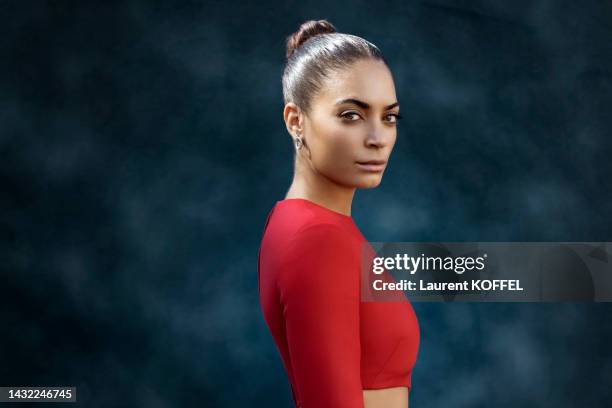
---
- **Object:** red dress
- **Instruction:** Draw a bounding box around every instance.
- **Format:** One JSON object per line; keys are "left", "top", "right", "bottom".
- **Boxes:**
{"left": 258, "top": 198, "right": 420, "bottom": 408}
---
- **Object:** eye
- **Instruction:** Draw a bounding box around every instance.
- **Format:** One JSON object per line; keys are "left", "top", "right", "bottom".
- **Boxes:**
{"left": 340, "top": 111, "right": 362, "bottom": 121}
{"left": 385, "top": 113, "right": 402, "bottom": 123}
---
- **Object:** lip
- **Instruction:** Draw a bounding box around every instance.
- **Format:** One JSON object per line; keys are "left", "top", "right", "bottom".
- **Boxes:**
{"left": 355, "top": 160, "right": 387, "bottom": 172}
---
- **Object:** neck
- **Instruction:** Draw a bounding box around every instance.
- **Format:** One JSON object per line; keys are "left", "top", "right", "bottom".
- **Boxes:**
{"left": 285, "top": 159, "right": 356, "bottom": 217}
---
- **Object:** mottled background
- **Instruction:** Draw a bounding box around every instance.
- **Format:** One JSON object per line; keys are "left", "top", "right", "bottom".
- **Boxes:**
{"left": 2, "top": 0, "right": 612, "bottom": 407}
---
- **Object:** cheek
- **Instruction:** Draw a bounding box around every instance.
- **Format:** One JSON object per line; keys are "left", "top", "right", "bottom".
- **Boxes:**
{"left": 330, "top": 132, "right": 358, "bottom": 161}
{"left": 311, "top": 129, "right": 358, "bottom": 171}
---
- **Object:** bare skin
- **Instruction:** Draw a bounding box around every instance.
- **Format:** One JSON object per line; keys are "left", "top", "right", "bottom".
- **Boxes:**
{"left": 283, "top": 58, "right": 407, "bottom": 408}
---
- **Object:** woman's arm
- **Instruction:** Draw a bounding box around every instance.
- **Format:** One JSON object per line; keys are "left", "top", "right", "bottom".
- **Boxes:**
{"left": 280, "top": 223, "right": 364, "bottom": 408}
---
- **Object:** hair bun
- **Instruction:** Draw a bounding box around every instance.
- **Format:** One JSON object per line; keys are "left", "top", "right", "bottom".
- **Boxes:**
{"left": 286, "top": 19, "right": 337, "bottom": 59}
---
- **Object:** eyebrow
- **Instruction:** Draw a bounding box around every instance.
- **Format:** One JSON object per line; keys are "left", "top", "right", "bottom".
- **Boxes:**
{"left": 334, "top": 98, "right": 400, "bottom": 110}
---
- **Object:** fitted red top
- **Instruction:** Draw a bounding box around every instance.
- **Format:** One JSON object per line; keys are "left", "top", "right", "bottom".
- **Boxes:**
{"left": 258, "top": 198, "right": 420, "bottom": 408}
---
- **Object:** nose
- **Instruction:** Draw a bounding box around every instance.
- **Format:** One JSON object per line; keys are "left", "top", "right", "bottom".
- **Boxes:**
{"left": 364, "top": 124, "right": 389, "bottom": 148}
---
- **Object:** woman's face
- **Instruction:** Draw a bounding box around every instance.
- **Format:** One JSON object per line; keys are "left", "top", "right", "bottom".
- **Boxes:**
{"left": 303, "top": 58, "right": 399, "bottom": 189}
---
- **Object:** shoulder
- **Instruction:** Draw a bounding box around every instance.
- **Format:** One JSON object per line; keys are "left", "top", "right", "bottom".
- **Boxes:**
{"left": 291, "top": 221, "right": 358, "bottom": 251}
{"left": 279, "top": 222, "right": 362, "bottom": 298}
{"left": 281, "top": 222, "right": 361, "bottom": 278}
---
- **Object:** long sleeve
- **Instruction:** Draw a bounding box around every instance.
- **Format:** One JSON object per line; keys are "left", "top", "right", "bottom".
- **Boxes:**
{"left": 279, "top": 223, "right": 364, "bottom": 408}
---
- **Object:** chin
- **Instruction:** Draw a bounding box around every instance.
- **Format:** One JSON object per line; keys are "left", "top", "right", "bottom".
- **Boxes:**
{"left": 356, "top": 175, "right": 383, "bottom": 189}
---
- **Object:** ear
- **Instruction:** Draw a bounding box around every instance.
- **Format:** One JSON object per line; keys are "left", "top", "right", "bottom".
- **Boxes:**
{"left": 283, "top": 103, "right": 312, "bottom": 159}
{"left": 283, "top": 102, "right": 303, "bottom": 138}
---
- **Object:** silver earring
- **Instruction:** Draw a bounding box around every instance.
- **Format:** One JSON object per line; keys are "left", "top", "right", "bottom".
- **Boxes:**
{"left": 294, "top": 134, "right": 303, "bottom": 150}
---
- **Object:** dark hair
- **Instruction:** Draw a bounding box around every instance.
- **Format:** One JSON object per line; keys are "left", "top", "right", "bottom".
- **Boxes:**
{"left": 282, "top": 19, "right": 387, "bottom": 115}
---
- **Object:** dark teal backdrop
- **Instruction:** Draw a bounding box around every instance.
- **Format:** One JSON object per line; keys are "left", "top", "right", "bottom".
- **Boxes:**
{"left": 2, "top": 1, "right": 611, "bottom": 406}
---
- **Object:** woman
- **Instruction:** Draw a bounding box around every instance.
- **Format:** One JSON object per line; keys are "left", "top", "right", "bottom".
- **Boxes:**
{"left": 258, "top": 20, "right": 420, "bottom": 408}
